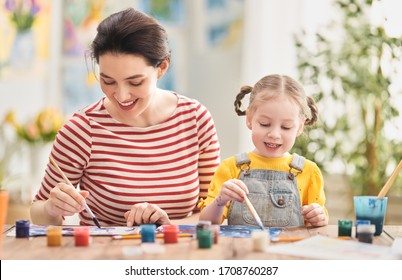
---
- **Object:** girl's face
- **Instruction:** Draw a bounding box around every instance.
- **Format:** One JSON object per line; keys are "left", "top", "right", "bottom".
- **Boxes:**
{"left": 246, "top": 94, "right": 304, "bottom": 158}
{"left": 98, "top": 53, "right": 166, "bottom": 123}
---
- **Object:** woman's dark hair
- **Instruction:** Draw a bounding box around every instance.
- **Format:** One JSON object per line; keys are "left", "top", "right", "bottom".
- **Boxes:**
{"left": 89, "top": 8, "right": 171, "bottom": 67}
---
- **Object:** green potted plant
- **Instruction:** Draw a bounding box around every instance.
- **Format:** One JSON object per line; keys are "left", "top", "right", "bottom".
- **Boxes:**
{"left": 293, "top": 0, "right": 402, "bottom": 196}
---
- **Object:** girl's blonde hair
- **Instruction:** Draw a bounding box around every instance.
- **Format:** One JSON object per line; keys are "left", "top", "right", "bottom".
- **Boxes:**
{"left": 234, "top": 74, "right": 318, "bottom": 126}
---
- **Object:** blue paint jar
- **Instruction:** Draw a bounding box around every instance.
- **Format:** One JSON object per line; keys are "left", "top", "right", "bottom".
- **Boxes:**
{"left": 357, "top": 224, "right": 375, "bottom": 244}
{"left": 355, "top": 220, "right": 371, "bottom": 238}
{"left": 15, "top": 220, "right": 30, "bottom": 238}
{"left": 140, "top": 224, "right": 156, "bottom": 243}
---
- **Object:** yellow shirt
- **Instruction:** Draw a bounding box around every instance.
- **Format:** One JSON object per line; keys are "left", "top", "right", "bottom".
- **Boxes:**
{"left": 198, "top": 152, "right": 328, "bottom": 221}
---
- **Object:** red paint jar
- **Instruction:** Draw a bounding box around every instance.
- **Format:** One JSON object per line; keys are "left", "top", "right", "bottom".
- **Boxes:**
{"left": 163, "top": 225, "right": 179, "bottom": 244}
{"left": 210, "top": 225, "right": 220, "bottom": 244}
{"left": 74, "top": 227, "right": 90, "bottom": 246}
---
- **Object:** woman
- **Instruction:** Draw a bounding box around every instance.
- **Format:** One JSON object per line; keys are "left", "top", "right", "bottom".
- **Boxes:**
{"left": 30, "top": 8, "right": 221, "bottom": 227}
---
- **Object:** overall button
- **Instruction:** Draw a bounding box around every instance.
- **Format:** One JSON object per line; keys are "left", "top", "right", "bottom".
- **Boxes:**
{"left": 277, "top": 197, "right": 285, "bottom": 205}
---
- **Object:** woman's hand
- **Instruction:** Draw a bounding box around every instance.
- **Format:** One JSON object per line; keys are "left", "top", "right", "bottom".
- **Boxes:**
{"left": 124, "top": 203, "right": 171, "bottom": 226}
{"left": 302, "top": 203, "right": 328, "bottom": 227}
{"left": 44, "top": 182, "right": 88, "bottom": 218}
{"left": 214, "top": 178, "right": 249, "bottom": 207}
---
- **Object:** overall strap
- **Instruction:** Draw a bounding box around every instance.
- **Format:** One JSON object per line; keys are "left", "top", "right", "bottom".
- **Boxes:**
{"left": 235, "top": 152, "right": 251, "bottom": 165}
{"left": 290, "top": 153, "right": 305, "bottom": 172}
{"left": 288, "top": 153, "right": 305, "bottom": 180}
{"left": 235, "top": 152, "right": 251, "bottom": 176}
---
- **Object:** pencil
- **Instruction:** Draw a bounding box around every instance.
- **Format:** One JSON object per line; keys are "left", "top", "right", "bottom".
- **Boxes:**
{"left": 49, "top": 156, "right": 101, "bottom": 228}
{"left": 244, "top": 196, "right": 265, "bottom": 230}
{"left": 112, "top": 233, "right": 193, "bottom": 240}
{"left": 271, "top": 237, "right": 305, "bottom": 242}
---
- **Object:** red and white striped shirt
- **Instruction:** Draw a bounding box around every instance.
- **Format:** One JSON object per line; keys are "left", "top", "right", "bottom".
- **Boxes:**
{"left": 34, "top": 94, "right": 221, "bottom": 226}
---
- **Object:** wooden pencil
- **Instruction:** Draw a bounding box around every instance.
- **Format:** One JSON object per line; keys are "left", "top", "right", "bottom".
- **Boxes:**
{"left": 112, "top": 233, "right": 193, "bottom": 240}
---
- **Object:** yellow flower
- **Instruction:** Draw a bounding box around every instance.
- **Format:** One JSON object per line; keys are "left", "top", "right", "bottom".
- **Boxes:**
{"left": 4, "top": 108, "right": 65, "bottom": 143}
{"left": 3, "top": 111, "right": 19, "bottom": 129}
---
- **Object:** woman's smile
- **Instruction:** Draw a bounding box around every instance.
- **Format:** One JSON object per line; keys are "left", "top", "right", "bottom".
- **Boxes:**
{"left": 117, "top": 98, "right": 138, "bottom": 110}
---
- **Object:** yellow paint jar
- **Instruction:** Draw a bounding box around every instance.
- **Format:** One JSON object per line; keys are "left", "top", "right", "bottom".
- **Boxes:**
{"left": 47, "top": 226, "right": 62, "bottom": 247}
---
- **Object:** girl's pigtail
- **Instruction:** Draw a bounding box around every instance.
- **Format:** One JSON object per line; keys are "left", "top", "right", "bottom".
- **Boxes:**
{"left": 234, "top": 85, "right": 252, "bottom": 116}
{"left": 305, "top": 96, "right": 318, "bottom": 126}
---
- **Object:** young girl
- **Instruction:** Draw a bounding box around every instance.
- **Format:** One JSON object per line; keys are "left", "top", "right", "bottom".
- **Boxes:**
{"left": 199, "top": 74, "right": 328, "bottom": 227}
{"left": 30, "top": 8, "right": 220, "bottom": 227}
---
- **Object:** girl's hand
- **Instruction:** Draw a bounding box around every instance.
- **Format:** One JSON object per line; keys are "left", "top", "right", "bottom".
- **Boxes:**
{"left": 215, "top": 178, "right": 249, "bottom": 207}
{"left": 44, "top": 182, "right": 88, "bottom": 217}
{"left": 302, "top": 203, "right": 328, "bottom": 227}
{"left": 124, "top": 203, "right": 171, "bottom": 227}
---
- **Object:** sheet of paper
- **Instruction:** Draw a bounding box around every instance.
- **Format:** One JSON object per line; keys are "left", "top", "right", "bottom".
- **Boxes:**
{"left": 391, "top": 237, "right": 402, "bottom": 256}
{"left": 265, "top": 235, "right": 399, "bottom": 259}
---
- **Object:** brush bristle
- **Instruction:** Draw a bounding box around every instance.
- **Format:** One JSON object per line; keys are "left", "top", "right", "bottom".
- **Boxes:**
{"left": 93, "top": 218, "right": 101, "bottom": 228}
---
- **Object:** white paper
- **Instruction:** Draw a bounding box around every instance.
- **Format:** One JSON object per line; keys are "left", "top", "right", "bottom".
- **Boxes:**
{"left": 265, "top": 235, "right": 399, "bottom": 259}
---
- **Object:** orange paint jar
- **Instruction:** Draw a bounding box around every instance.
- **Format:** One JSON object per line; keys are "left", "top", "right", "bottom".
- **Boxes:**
{"left": 47, "top": 226, "right": 62, "bottom": 246}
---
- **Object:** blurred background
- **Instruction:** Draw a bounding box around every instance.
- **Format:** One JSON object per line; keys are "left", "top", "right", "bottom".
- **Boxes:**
{"left": 0, "top": 0, "right": 401, "bottom": 225}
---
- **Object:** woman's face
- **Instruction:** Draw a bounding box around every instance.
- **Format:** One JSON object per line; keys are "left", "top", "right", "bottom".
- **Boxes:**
{"left": 98, "top": 53, "right": 162, "bottom": 120}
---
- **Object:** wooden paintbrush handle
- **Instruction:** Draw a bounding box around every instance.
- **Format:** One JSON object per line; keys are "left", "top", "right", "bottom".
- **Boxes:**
{"left": 377, "top": 159, "right": 402, "bottom": 199}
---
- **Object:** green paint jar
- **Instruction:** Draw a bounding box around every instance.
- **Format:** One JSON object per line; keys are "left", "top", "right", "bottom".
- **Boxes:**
{"left": 338, "top": 219, "right": 353, "bottom": 237}
{"left": 198, "top": 229, "right": 213, "bottom": 249}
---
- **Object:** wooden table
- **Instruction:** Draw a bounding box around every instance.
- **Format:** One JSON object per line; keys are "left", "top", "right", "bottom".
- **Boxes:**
{"left": 1, "top": 224, "right": 401, "bottom": 260}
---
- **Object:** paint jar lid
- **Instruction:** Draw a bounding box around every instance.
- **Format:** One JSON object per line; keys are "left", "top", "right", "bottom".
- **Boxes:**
{"left": 197, "top": 220, "right": 212, "bottom": 227}
{"left": 47, "top": 226, "right": 62, "bottom": 236}
{"left": 357, "top": 224, "right": 375, "bottom": 234}
{"left": 16, "top": 220, "right": 30, "bottom": 226}
{"left": 74, "top": 227, "right": 90, "bottom": 236}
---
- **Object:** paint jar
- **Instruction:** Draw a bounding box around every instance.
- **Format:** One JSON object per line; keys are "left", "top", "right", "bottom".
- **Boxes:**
{"left": 74, "top": 227, "right": 90, "bottom": 246}
{"left": 198, "top": 228, "right": 213, "bottom": 249}
{"left": 338, "top": 219, "right": 353, "bottom": 237}
{"left": 15, "top": 219, "right": 30, "bottom": 238}
{"left": 251, "top": 230, "right": 269, "bottom": 252}
{"left": 355, "top": 220, "right": 371, "bottom": 238}
{"left": 47, "top": 226, "right": 62, "bottom": 246}
{"left": 163, "top": 225, "right": 179, "bottom": 244}
{"left": 140, "top": 224, "right": 156, "bottom": 243}
{"left": 210, "top": 225, "right": 220, "bottom": 244}
{"left": 196, "top": 220, "right": 211, "bottom": 239}
{"left": 357, "top": 224, "right": 375, "bottom": 244}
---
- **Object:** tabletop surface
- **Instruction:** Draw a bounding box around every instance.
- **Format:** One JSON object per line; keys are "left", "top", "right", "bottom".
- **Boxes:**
{"left": 1, "top": 224, "right": 401, "bottom": 260}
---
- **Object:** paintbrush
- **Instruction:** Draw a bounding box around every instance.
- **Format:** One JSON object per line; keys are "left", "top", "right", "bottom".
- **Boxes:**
{"left": 49, "top": 156, "right": 101, "bottom": 228}
{"left": 244, "top": 196, "right": 265, "bottom": 230}
{"left": 377, "top": 159, "right": 402, "bottom": 199}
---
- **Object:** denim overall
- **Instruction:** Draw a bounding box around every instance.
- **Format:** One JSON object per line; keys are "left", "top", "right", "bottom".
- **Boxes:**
{"left": 227, "top": 153, "right": 305, "bottom": 227}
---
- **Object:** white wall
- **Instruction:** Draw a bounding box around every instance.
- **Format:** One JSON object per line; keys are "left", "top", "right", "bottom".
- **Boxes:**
{"left": 7, "top": 0, "right": 401, "bottom": 162}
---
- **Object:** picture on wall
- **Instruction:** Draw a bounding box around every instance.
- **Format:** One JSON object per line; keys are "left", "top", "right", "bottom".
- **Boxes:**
{"left": 62, "top": 0, "right": 105, "bottom": 115}
{"left": 0, "top": 0, "right": 51, "bottom": 75}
